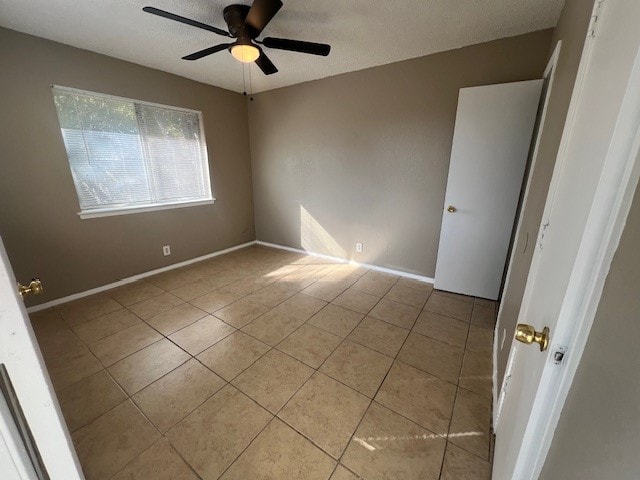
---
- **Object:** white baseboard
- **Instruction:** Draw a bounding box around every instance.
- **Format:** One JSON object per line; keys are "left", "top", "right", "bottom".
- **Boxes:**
{"left": 27, "top": 241, "right": 257, "bottom": 313}
{"left": 255, "top": 240, "right": 434, "bottom": 284}
{"left": 28, "top": 239, "right": 434, "bottom": 313}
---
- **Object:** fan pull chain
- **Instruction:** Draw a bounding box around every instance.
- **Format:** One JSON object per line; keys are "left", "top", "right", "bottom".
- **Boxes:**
{"left": 242, "top": 61, "right": 247, "bottom": 96}
{"left": 241, "top": 63, "right": 254, "bottom": 101}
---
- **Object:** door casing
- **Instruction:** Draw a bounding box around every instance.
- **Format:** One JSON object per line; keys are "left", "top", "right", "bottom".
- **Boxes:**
{"left": 492, "top": 1, "right": 640, "bottom": 478}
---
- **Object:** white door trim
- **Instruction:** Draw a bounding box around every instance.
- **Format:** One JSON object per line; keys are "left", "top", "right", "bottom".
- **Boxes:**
{"left": 497, "top": 1, "right": 640, "bottom": 477}
{"left": 492, "top": 41, "right": 562, "bottom": 416}
{"left": 523, "top": 31, "right": 640, "bottom": 480}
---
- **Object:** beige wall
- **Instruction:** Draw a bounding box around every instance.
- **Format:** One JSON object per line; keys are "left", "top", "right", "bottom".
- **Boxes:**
{"left": 0, "top": 27, "right": 255, "bottom": 306}
{"left": 248, "top": 30, "right": 552, "bottom": 277}
{"left": 540, "top": 184, "right": 640, "bottom": 479}
{"left": 496, "top": 0, "right": 595, "bottom": 384}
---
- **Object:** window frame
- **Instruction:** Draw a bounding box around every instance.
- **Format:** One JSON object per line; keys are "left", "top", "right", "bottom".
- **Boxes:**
{"left": 52, "top": 85, "right": 215, "bottom": 219}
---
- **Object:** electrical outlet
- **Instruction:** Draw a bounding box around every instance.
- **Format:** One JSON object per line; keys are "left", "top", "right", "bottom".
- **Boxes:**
{"left": 163, "top": 245, "right": 171, "bottom": 256}
{"left": 355, "top": 242, "right": 363, "bottom": 253}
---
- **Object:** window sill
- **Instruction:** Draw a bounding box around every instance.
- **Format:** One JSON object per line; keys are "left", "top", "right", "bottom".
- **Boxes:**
{"left": 78, "top": 198, "right": 216, "bottom": 219}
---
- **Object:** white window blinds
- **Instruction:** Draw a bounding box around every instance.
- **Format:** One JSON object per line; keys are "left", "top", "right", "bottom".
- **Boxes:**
{"left": 52, "top": 86, "right": 212, "bottom": 215}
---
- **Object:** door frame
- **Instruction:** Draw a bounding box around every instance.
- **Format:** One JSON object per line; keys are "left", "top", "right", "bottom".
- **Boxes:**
{"left": 492, "top": 40, "right": 562, "bottom": 413}
{"left": 494, "top": 1, "right": 640, "bottom": 478}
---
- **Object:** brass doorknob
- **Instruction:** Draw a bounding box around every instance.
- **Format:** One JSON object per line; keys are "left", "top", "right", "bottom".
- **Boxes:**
{"left": 18, "top": 278, "right": 43, "bottom": 298}
{"left": 515, "top": 324, "right": 549, "bottom": 351}
{"left": 447, "top": 205, "right": 457, "bottom": 213}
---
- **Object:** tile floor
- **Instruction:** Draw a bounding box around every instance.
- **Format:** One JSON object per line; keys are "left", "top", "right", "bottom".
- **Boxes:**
{"left": 30, "top": 245, "right": 495, "bottom": 480}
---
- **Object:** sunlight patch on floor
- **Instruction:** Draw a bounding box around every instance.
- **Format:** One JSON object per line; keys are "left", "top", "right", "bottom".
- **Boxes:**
{"left": 354, "top": 431, "right": 483, "bottom": 451}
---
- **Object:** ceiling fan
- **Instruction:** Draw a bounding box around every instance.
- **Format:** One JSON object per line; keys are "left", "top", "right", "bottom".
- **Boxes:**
{"left": 142, "top": 0, "right": 331, "bottom": 75}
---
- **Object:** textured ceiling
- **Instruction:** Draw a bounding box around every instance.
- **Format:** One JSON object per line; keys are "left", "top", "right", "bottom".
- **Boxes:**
{"left": 0, "top": 0, "right": 564, "bottom": 93}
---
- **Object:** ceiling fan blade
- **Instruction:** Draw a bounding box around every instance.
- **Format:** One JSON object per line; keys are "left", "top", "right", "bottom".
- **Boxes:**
{"left": 245, "top": 0, "right": 283, "bottom": 36}
{"left": 143, "top": 6, "right": 231, "bottom": 37}
{"left": 262, "top": 37, "right": 330, "bottom": 56}
{"left": 182, "top": 44, "right": 233, "bottom": 60}
{"left": 255, "top": 51, "right": 278, "bottom": 75}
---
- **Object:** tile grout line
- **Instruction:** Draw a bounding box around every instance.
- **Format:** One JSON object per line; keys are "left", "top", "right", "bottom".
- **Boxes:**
{"left": 57, "top": 256, "right": 366, "bottom": 371}
{"left": 55, "top": 283, "right": 475, "bottom": 404}
{"left": 66, "top": 301, "right": 199, "bottom": 440}
{"left": 105, "top": 436, "right": 204, "bottom": 480}
{"left": 437, "top": 302, "right": 475, "bottom": 480}
{"left": 48, "top": 276, "right": 231, "bottom": 441}
{"left": 334, "top": 279, "right": 435, "bottom": 473}
{"left": 437, "top": 299, "right": 497, "bottom": 477}
{"left": 221, "top": 264, "right": 370, "bottom": 365}
{"left": 323, "top": 276, "right": 409, "bottom": 477}
{"left": 105, "top": 252, "right": 321, "bottom": 478}
{"left": 62, "top": 268, "right": 404, "bottom": 434}
{"left": 214, "top": 289, "right": 364, "bottom": 472}
{"left": 142, "top": 261, "right": 361, "bottom": 477}
{"left": 33, "top": 249, "right": 326, "bottom": 474}
{"left": 204, "top": 265, "right": 356, "bottom": 377}
{"left": 203, "top": 266, "right": 359, "bottom": 477}
{"left": 308, "top": 288, "right": 493, "bottom": 440}
{"left": 35, "top": 248, "right": 481, "bottom": 479}
{"left": 41, "top": 306, "right": 138, "bottom": 439}
{"left": 215, "top": 273, "right": 398, "bottom": 478}
{"left": 126, "top": 260, "right": 353, "bottom": 389}
{"left": 119, "top": 265, "right": 335, "bottom": 432}
{"left": 352, "top": 297, "right": 487, "bottom": 478}
{"left": 67, "top": 257, "right": 304, "bottom": 377}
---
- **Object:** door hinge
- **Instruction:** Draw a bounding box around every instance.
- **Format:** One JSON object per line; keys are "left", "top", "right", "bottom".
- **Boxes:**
{"left": 588, "top": 1, "right": 605, "bottom": 38}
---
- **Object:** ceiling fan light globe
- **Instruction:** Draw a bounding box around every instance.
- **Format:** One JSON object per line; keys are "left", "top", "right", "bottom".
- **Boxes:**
{"left": 231, "top": 44, "right": 260, "bottom": 63}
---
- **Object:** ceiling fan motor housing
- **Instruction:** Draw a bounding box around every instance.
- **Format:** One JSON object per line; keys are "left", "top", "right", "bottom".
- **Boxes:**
{"left": 223, "top": 4, "right": 253, "bottom": 41}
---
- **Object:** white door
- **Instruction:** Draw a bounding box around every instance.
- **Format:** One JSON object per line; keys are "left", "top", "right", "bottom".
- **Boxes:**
{"left": 0, "top": 237, "right": 83, "bottom": 478}
{"left": 493, "top": 1, "right": 640, "bottom": 478}
{"left": 435, "top": 80, "right": 543, "bottom": 300}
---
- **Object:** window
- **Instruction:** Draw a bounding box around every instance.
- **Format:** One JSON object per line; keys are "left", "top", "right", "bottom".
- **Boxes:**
{"left": 52, "top": 86, "right": 214, "bottom": 218}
